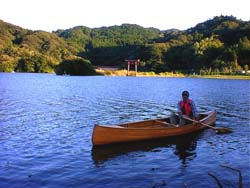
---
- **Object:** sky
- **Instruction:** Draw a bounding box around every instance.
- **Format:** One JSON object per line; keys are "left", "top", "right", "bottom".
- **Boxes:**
{"left": 1, "top": 0, "right": 249, "bottom": 32}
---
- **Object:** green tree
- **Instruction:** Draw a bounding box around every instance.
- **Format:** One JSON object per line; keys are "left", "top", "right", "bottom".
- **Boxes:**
{"left": 0, "top": 54, "right": 16, "bottom": 72}
{"left": 194, "top": 35, "right": 223, "bottom": 55}
{"left": 244, "top": 65, "right": 249, "bottom": 74}
{"left": 55, "top": 58, "right": 97, "bottom": 76}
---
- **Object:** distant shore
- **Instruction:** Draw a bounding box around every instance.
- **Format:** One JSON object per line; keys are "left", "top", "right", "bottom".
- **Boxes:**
{"left": 1, "top": 71, "right": 250, "bottom": 80}
{"left": 96, "top": 69, "right": 250, "bottom": 80}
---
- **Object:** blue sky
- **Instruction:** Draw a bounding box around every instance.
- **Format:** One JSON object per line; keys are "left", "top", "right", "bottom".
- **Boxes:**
{"left": 1, "top": 0, "right": 249, "bottom": 31}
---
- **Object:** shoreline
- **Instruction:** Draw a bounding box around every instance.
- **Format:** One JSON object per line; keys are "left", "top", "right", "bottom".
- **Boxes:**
{"left": 96, "top": 69, "right": 250, "bottom": 80}
{"left": 1, "top": 71, "right": 250, "bottom": 80}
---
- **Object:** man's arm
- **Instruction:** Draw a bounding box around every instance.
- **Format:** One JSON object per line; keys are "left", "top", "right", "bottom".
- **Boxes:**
{"left": 191, "top": 100, "right": 198, "bottom": 119}
{"left": 177, "top": 101, "right": 182, "bottom": 117}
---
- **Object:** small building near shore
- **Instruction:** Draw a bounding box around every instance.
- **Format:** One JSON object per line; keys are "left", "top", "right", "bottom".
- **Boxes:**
{"left": 95, "top": 66, "right": 120, "bottom": 71}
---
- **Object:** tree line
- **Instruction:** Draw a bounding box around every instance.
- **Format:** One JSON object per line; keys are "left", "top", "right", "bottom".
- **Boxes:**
{"left": 0, "top": 15, "right": 249, "bottom": 75}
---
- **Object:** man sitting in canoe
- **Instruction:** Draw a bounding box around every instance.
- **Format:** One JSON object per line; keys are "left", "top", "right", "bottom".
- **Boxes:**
{"left": 170, "top": 90, "right": 198, "bottom": 126}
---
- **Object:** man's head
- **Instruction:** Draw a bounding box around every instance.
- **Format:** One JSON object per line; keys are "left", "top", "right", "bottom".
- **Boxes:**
{"left": 182, "top": 90, "right": 189, "bottom": 101}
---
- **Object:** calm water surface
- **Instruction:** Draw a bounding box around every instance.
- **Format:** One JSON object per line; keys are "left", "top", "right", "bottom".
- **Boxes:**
{"left": 0, "top": 73, "right": 249, "bottom": 188}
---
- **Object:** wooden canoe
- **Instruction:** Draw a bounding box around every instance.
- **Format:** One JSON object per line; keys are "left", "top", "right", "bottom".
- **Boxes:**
{"left": 92, "top": 111, "right": 216, "bottom": 146}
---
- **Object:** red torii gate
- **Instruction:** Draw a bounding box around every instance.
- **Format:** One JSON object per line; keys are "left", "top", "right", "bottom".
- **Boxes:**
{"left": 125, "top": 59, "right": 140, "bottom": 76}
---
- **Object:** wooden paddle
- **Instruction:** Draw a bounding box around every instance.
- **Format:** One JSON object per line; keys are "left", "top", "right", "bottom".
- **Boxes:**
{"left": 182, "top": 116, "right": 233, "bottom": 134}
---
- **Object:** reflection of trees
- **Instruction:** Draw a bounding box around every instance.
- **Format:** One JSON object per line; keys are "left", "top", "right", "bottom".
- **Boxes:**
{"left": 92, "top": 132, "right": 200, "bottom": 166}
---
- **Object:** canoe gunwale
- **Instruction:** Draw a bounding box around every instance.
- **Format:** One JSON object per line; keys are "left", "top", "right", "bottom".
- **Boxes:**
{"left": 92, "top": 111, "right": 216, "bottom": 146}
{"left": 94, "top": 111, "right": 213, "bottom": 130}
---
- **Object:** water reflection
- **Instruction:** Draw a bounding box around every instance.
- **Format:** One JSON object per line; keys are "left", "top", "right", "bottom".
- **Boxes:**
{"left": 92, "top": 132, "right": 201, "bottom": 166}
{"left": 174, "top": 138, "right": 197, "bottom": 165}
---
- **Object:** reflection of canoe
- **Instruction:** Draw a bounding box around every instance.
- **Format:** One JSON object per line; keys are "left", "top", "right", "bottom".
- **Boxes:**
{"left": 92, "top": 111, "right": 216, "bottom": 146}
{"left": 92, "top": 132, "right": 200, "bottom": 165}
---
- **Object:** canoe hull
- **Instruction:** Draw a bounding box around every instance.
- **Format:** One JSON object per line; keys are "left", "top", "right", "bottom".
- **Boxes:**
{"left": 92, "top": 111, "right": 216, "bottom": 146}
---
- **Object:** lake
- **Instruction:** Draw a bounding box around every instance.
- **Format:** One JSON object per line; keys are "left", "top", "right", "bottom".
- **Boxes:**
{"left": 0, "top": 73, "right": 249, "bottom": 188}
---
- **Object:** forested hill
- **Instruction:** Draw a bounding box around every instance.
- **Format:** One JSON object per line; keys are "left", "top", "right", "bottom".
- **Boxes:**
{"left": 0, "top": 15, "right": 250, "bottom": 74}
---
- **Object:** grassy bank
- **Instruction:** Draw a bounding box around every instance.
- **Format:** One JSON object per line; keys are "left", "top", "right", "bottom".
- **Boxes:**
{"left": 96, "top": 69, "right": 250, "bottom": 80}
{"left": 96, "top": 69, "right": 185, "bottom": 77}
{"left": 189, "top": 74, "right": 250, "bottom": 80}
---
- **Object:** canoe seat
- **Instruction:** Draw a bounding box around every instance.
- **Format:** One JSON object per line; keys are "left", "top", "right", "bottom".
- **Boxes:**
{"left": 154, "top": 120, "right": 176, "bottom": 127}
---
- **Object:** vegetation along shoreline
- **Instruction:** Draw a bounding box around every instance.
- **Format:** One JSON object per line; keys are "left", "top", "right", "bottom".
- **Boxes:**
{"left": 95, "top": 69, "right": 250, "bottom": 80}
{"left": 0, "top": 15, "right": 249, "bottom": 78}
